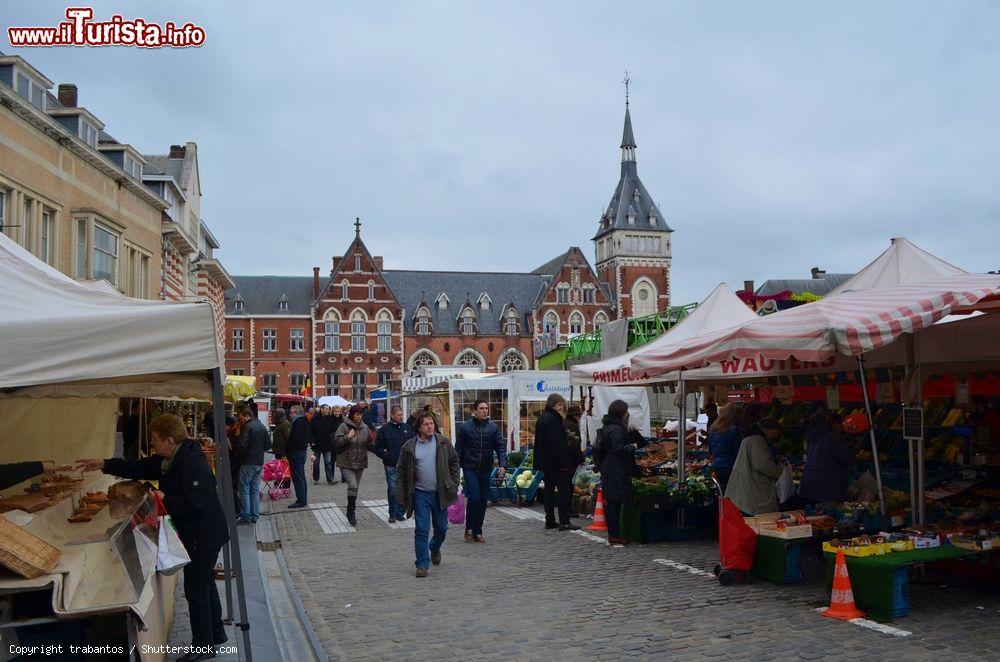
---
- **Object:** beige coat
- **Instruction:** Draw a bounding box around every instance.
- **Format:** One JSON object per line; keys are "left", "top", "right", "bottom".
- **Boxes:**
{"left": 724, "top": 433, "right": 782, "bottom": 515}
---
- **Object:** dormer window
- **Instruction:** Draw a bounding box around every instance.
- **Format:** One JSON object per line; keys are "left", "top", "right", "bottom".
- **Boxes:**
{"left": 14, "top": 70, "right": 45, "bottom": 110}
{"left": 504, "top": 308, "right": 519, "bottom": 335}
{"left": 123, "top": 153, "right": 143, "bottom": 180}
{"left": 461, "top": 308, "right": 475, "bottom": 335}
{"left": 278, "top": 294, "right": 289, "bottom": 311}
{"left": 478, "top": 293, "right": 492, "bottom": 310}
{"left": 649, "top": 212, "right": 657, "bottom": 226}
{"left": 416, "top": 307, "right": 432, "bottom": 336}
{"left": 627, "top": 205, "right": 636, "bottom": 225}
{"left": 234, "top": 294, "right": 245, "bottom": 312}
{"left": 436, "top": 292, "right": 450, "bottom": 310}
{"left": 79, "top": 120, "right": 98, "bottom": 148}
{"left": 633, "top": 188, "right": 640, "bottom": 204}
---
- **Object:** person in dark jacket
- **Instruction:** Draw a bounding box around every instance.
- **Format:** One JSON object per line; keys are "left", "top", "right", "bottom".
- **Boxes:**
{"left": 374, "top": 405, "right": 413, "bottom": 522}
{"left": 118, "top": 401, "right": 141, "bottom": 459}
{"left": 89, "top": 414, "right": 229, "bottom": 661}
{"left": 534, "top": 393, "right": 580, "bottom": 531}
{"left": 707, "top": 402, "right": 743, "bottom": 490}
{"left": 236, "top": 404, "right": 270, "bottom": 524}
{"left": 598, "top": 400, "right": 638, "bottom": 545}
{"left": 310, "top": 404, "right": 340, "bottom": 485}
{"left": 286, "top": 405, "right": 311, "bottom": 508}
{"left": 271, "top": 408, "right": 290, "bottom": 459}
{"left": 563, "top": 403, "right": 585, "bottom": 471}
{"left": 800, "top": 414, "right": 855, "bottom": 504}
{"left": 393, "top": 412, "right": 461, "bottom": 577}
{"left": 455, "top": 399, "right": 507, "bottom": 543}
{"left": 0, "top": 461, "right": 50, "bottom": 491}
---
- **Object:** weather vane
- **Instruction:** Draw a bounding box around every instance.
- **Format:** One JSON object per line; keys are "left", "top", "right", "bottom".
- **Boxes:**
{"left": 624, "top": 70, "right": 631, "bottom": 106}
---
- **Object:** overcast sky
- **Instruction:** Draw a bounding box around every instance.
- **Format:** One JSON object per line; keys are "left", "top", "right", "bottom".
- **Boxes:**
{"left": 5, "top": 1, "right": 999, "bottom": 304}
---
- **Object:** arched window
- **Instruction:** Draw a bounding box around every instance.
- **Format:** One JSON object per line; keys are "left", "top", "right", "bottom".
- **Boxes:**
{"left": 498, "top": 350, "right": 527, "bottom": 373}
{"left": 415, "top": 306, "right": 432, "bottom": 336}
{"left": 631, "top": 278, "right": 658, "bottom": 317}
{"left": 377, "top": 310, "right": 392, "bottom": 352}
{"left": 341, "top": 280, "right": 349, "bottom": 300}
{"left": 569, "top": 311, "right": 584, "bottom": 335}
{"left": 351, "top": 311, "right": 366, "bottom": 352}
{"left": 543, "top": 311, "right": 559, "bottom": 334}
{"left": 324, "top": 310, "right": 340, "bottom": 351}
{"left": 461, "top": 308, "right": 475, "bottom": 335}
{"left": 367, "top": 280, "right": 375, "bottom": 301}
{"left": 594, "top": 311, "right": 609, "bottom": 328}
{"left": 410, "top": 350, "right": 438, "bottom": 368}
{"left": 455, "top": 349, "right": 482, "bottom": 367}
{"left": 504, "top": 309, "right": 519, "bottom": 335}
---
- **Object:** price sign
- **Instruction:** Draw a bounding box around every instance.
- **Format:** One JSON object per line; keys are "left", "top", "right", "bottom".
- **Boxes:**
{"left": 955, "top": 382, "right": 969, "bottom": 406}
{"left": 826, "top": 386, "right": 840, "bottom": 410}
{"left": 903, "top": 406, "right": 924, "bottom": 441}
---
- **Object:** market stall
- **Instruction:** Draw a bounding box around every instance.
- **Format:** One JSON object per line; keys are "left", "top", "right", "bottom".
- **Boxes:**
{"left": 0, "top": 234, "right": 251, "bottom": 661}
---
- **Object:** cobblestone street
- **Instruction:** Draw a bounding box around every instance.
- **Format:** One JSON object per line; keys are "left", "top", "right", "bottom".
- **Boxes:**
{"left": 271, "top": 456, "right": 999, "bottom": 661}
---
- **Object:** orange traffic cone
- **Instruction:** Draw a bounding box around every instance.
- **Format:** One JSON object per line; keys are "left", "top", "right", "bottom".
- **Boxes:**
{"left": 587, "top": 489, "right": 608, "bottom": 532}
{"left": 821, "top": 549, "right": 865, "bottom": 620}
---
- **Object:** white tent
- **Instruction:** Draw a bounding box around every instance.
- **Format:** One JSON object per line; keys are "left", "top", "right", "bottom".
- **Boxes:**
{"left": 570, "top": 283, "right": 758, "bottom": 386}
{"left": 827, "top": 236, "right": 966, "bottom": 297}
{"left": 318, "top": 394, "right": 354, "bottom": 408}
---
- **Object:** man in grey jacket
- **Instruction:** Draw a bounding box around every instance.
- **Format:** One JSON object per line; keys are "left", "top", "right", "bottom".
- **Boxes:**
{"left": 236, "top": 404, "right": 271, "bottom": 524}
{"left": 394, "top": 412, "right": 460, "bottom": 578}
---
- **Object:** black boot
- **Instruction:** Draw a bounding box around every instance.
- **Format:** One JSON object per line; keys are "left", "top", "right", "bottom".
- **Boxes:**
{"left": 347, "top": 495, "right": 357, "bottom": 526}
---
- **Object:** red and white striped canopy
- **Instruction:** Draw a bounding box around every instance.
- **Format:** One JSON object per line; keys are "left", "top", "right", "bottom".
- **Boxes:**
{"left": 631, "top": 275, "right": 1000, "bottom": 379}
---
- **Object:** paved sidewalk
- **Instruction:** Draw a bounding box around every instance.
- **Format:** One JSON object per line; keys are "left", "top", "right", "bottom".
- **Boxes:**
{"left": 272, "top": 455, "right": 998, "bottom": 660}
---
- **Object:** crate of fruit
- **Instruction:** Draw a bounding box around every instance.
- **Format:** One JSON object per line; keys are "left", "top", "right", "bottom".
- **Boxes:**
{"left": 759, "top": 521, "right": 813, "bottom": 540}
{"left": 510, "top": 467, "right": 543, "bottom": 504}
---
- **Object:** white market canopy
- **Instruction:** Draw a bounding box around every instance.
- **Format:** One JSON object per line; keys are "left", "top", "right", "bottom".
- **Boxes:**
{"left": 0, "top": 233, "right": 222, "bottom": 398}
{"left": 631, "top": 275, "right": 1000, "bottom": 380}
{"left": 827, "top": 237, "right": 966, "bottom": 297}
{"left": 570, "top": 282, "right": 758, "bottom": 386}
{"left": 317, "top": 395, "right": 354, "bottom": 408}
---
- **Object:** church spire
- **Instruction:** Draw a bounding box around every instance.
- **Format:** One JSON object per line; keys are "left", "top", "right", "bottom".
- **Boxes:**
{"left": 621, "top": 72, "right": 636, "bottom": 163}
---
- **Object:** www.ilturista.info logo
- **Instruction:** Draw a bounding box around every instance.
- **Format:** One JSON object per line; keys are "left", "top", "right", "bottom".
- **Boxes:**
{"left": 7, "top": 8, "right": 205, "bottom": 48}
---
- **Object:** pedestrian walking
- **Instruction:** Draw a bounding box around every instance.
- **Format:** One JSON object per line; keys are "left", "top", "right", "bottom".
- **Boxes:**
{"left": 286, "top": 405, "right": 311, "bottom": 509}
{"left": 394, "top": 411, "right": 460, "bottom": 578}
{"left": 534, "top": 393, "right": 580, "bottom": 531}
{"left": 598, "top": 400, "right": 638, "bottom": 545}
{"left": 455, "top": 398, "right": 506, "bottom": 543}
{"left": 86, "top": 415, "right": 229, "bottom": 661}
{"left": 236, "top": 404, "right": 270, "bottom": 524}
{"left": 374, "top": 405, "right": 413, "bottom": 522}
{"left": 333, "top": 405, "right": 373, "bottom": 526}
{"left": 310, "top": 404, "right": 340, "bottom": 484}
{"left": 271, "top": 408, "right": 290, "bottom": 459}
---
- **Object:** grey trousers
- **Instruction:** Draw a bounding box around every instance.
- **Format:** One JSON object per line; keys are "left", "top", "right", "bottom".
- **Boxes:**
{"left": 341, "top": 467, "right": 364, "bottom": 497}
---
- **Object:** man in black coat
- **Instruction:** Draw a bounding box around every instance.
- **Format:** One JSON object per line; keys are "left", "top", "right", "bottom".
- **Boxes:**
{"left": 533, "top": 393, "right": 580, "bottom": 531}
{"left": 90, "top": 414, "right": 229, "bottom": 662}
{"left": 285, "top": 405, "right": 311, "bottom": 508}
{"left": 310, "top": 404, "right": 340, "bottom": 485}
{"left": 374, "top": 405, "right": 414, "bottom": 522}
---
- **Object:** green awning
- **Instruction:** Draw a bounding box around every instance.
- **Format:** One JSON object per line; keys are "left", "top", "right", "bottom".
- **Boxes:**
{"left": 536, "top": 346, "right": 570, "bottom": 370}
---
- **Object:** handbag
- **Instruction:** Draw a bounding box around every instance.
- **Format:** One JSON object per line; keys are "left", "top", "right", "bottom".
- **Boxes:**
{"left": 775, "top": 462, "right": 795, "bottom": 504}
{"left": 447, "top": 491, "right": 466, "bottom": 524}
{"left": 152, "top": 491, "right": 191, "bottom": 575}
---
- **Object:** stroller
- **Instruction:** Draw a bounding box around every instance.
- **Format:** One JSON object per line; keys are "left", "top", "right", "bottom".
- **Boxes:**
{"left": 711, "top": 476, "right": 757, "bottom": 586}
{"left": 262, "top": 458, "right": 292, "bottom": 501}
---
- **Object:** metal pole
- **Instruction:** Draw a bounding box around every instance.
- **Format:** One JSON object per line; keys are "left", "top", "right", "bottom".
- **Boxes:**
{"left": 677, "top": 375, "right": 686, "bottom": 529}
{"left": 210, "top": 368, "right": 253, "bottom": 661}
{"left": 856, "top": 356, "right": 887, "bottom": 522}
{"left": 915, "top": 368, "right": 925, "bottom": 525}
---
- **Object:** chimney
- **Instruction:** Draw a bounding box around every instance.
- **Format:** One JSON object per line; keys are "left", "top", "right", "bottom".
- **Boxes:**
{"left": 810, "top": 267, "right": 826, "bottom": 279}
{"left": 374, "top": 256, "right": 383, "bottom": 271}
{"left": 169, "top": 144, "right": 186, "bottom": 158}
{"left": 57, "top": 83, "right": 78, "bottom": 108}
{"left": 312, "top": 267, "right": 320, "bottom": 299}
{"left": 743, "top": 280, "right": 755, "bottom": 293}
{"left": 331, "top": 256, "right": 342, "bottom": 273}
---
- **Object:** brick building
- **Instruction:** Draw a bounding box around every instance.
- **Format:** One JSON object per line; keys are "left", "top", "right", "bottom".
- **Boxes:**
{"left": 224, "top": 103, "right": 672, "bottom": 396}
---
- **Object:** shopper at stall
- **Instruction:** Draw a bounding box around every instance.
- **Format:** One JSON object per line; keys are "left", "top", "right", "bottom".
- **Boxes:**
{"left": 271, "top": 408, "right": 290, "bottom": 459}
{"left": 374, "top": 405, "right": 413, "bottom": 522}
{"left": 456, "top": 398, "right": 507, "bottom": 542}
{"left": 0, "top": 461, "right": 52, "bottom": 491}
{"left": 235, "top": 404, "right": 270, "bottom": 524}
{"left": 393, "top": 411, "right": 460, "bottom": 578}
{"left": 704, "top": 402, "right": 719, "bottom": 430}
{"left": 334, "top": 405, "right": 373, "bottom": 526}
{"left": 564, "top": 403, "right": 585, "bottom": 472}
{"left": 707, "top": 402, "right": 744, "bottom": 489}
{"left": 725, "top": 418, "right": 783, "bottom": 516}
{"left": 310, "top": 404, "right": 340, "bottom": 485}
{"left": 534, "top": 393, "right": 580, "bottom": 532}
{"left": 286, "top": 405, "right": 311, "bottom": 509}
{"left": 598, "top": 400, "right": 638, "bottom": 545}
{"left": 118, "top": 400, "right": 141, "bottom": 459}
{"left": 88, "top": 414, "right": 229, "bottom": 661}
{"left": 799, "top": 414, "right": 854, "bottom": 505}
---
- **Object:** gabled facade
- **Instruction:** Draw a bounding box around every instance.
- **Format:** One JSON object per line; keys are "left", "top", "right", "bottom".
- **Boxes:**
{"left": 530, "top": 247, "right": 614, "bottom": 345}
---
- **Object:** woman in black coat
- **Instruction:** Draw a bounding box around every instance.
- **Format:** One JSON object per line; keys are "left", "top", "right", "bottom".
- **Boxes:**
{"left": 598, "top": 400, "right": 637, "bottom": 545}
{"left": 84, "top": 414, "right": 230, "bottom": 661}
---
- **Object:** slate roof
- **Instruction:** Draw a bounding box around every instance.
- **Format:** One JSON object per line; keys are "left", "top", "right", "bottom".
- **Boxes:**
{"left": 531, "top": 252, "right": 567, "bottom": 275}
{"left": 144, "top": 155, "right": 184, "bottom": 181}
{"left": 594, "top": 106, "right": 672, "bottom": 239}
{"left": 755, "top": 273, "right": 854, "bottom": 297}
{"left": 382, "top": 270, "right": 548, "bottom": 336}
{"left": 226, "top": 276, "right": 314, "bottom": 315}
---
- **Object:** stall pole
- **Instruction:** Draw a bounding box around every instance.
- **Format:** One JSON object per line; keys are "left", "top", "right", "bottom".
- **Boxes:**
{"left": 903, "top": 336, "right": 919, "bottom": 526}
{"left": 210, "top": 368, "right": 253, "bottom": 661}
{"left": 915, "top": 368, "right": 926, "bottom": 526}
{"left": 855, "top": 356, "right": 887, "bottom": 522}
{"left": 677, "top": 374, "right": 686, "bottom": 529}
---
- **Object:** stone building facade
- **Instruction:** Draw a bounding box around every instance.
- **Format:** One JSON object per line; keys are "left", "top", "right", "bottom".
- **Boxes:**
{"left": 224, "top": 104, "right": 672, "bottom": 396}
